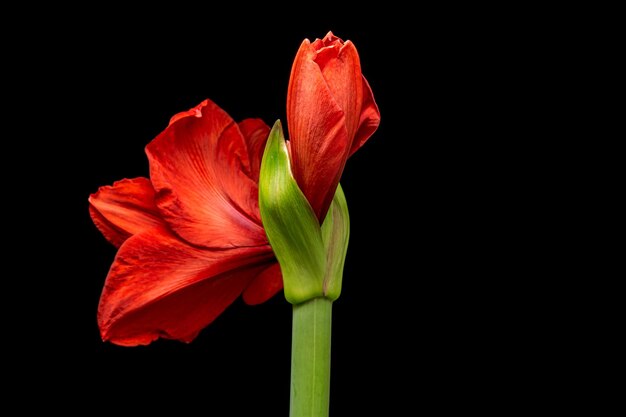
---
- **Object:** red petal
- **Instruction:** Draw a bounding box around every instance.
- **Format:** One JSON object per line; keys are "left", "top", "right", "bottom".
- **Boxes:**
{"left": 287, "top": 39, "right": 351, "bottom": 221}
{"left": 350, "top": 76, "right": 381, "bottom": 156}
{"left": 98, "top": 226, "right": 274, "bottom": 346}
{"left": 314, "top": 40, "right": 363, "bottom": 140}
{"left": 243, "top": 263, "right": 283, "bottom": 305}
{"left": 88, "top": 178, "right": 163, "bottom": 247}
{"left": 146, "top": 99, "right": 267, "bottom": 248}
{"left": 238, "top": 118, "right": 271, "bottom": 182}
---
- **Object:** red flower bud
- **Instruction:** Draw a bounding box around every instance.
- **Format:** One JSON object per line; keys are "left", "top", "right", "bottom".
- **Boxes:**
{"left": 287, "top": 32, "right": 380, "bottom": 221}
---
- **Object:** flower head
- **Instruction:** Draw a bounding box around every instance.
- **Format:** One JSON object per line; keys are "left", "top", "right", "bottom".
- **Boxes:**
{"left": 90, "top": 100, "right": 281, "bottom": 346}
{"left": 287, "top": 31, "right": 380, "bottom": 221}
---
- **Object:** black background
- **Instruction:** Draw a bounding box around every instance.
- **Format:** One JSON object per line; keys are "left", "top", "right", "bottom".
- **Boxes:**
{"left": 28, "top": 7, "right": 542, "bottom": 414}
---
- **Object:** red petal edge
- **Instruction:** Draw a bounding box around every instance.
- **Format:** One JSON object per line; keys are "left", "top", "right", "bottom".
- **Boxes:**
{"left": 88, "top": 177, "right": 163, "bottom": 247}
{"left": 350, "top": 76, "right": 381, "bottom": 156}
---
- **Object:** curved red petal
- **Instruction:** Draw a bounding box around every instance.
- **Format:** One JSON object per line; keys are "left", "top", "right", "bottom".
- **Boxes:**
{"left": 350, "top": 76, "right": 381, "bottom": 156}
{"left": 243, "top": 262, "right": 283, "bottom": 305}
{"left": 238, "top": 118, "right": 271, "bottom": 182}
{"left": 315, "top": 40, "right": 363, "bottom": 140}
{"left": 88, "top": 178, "right": 163, "bottom": 247}
{"left": 98, "top": 226, "right": 274, "bottom": 346}
{"left": 287, "top": 40, "right": 350, "bottom": 221}
{"left": 146, "top": 99, "right": 267, "bottom": 248}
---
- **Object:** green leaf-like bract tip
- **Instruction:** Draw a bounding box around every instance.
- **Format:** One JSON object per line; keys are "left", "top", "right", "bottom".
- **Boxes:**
{"left": 259, "top": 121, "right": 350, "bottom": 304}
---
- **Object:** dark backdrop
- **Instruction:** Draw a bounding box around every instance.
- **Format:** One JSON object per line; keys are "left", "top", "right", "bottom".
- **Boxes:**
{"left": 32, "top": 8, "right": 537, "bottom": 415}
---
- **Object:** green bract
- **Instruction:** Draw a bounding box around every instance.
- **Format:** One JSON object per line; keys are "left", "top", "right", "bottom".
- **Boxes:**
{"left": 320, "top": 184, "right": 349, "bottom": 301}
{"left": 259, "top": 121, "right": 350, "bottom": 304}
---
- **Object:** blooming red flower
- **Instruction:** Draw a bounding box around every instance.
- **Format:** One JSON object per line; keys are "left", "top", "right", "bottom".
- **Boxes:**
{"left": 89, "top": 100, "right": 282, "bottom": 346}
{"left": 287, "top": 31, "right": 380, "bottom": 221}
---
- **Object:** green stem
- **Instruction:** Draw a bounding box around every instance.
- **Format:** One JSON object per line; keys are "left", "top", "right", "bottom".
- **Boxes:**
{"left": 290, "top": 297, "right": 333, "bottom": 417}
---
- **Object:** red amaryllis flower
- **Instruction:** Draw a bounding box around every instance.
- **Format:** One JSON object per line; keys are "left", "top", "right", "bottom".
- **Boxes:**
{"left": 89, "top": 99, "right": 282, "bottom": 346}
{"left": 90, "top": 32, "right": 379, "bottom": 346}
{"left": 287, "top": 31, "right": 380, "bottom": 221}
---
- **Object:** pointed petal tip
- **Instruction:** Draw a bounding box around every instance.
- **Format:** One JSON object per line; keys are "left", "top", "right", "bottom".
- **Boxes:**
{"left": 99, "top": 328, "right": 159, "bottom": 347}
{"left": 340, "top": 39, "right": 356, "bottom": 52}
{"left": 168, "top": 99, "right": 210, "bottom": 126}
{"left": 323, "top": 31, "right": 340, "bottom": 42}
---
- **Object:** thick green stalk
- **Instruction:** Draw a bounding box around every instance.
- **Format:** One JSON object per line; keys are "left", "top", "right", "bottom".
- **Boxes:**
{"left": 290, "top": 298, "right": 333, "bottom": 417}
